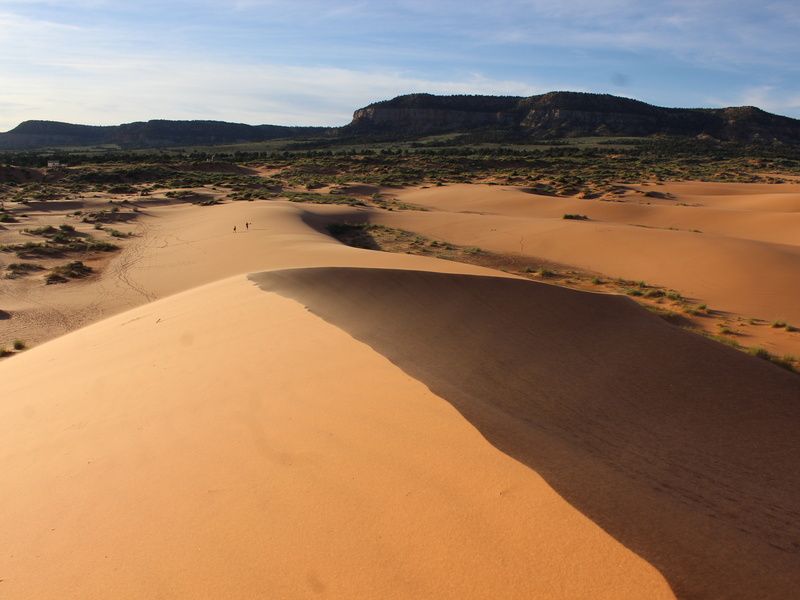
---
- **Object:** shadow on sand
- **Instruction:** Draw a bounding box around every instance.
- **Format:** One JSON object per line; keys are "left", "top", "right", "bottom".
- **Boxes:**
{"left": 251, "top": 267, "right": 800, "bottom": 600}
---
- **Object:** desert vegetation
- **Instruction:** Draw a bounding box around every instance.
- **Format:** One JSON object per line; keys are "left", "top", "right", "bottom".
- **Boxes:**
{"left": 4, "top": 133, "right": 800, "bottom": 205}
{"left": 327, "top": 221, "right": 799, "bottom": 373}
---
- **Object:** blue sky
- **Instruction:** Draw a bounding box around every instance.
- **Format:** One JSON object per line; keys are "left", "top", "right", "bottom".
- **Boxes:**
{"left": 1, "top": 0, "right": 799, "bottom": 130}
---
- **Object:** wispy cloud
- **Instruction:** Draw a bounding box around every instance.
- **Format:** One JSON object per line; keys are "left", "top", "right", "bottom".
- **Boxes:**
{"left": 0, "top": 56, "right": 545, "bottom": 129}
{"left": 0, "top": 1, "right": 798, "bottom": 130}
{"left": 706, "top": 85, "right": 800, "bottom": 116}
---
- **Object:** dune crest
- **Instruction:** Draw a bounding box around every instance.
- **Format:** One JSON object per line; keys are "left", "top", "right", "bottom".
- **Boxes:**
{"left": 384, "top": 182, "right": 800, "bottom": 323}
{"left": 0, "top": 275, "right": 673, "bottom": 599}
{"left": 252, "top": 267, "right": 800, "bottom": 600}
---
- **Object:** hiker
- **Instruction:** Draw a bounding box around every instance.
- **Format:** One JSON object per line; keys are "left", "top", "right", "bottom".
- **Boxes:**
{"left": 245, "top": 222, "right": 249, "bottom": 230}
{"left": 233, "top": 225, "right": 237, "bottom": 233}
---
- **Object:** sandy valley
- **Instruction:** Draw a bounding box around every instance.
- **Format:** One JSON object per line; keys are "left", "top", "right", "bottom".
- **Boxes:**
{"left": 1, "top": 171, "right": 799, "bottom": 599}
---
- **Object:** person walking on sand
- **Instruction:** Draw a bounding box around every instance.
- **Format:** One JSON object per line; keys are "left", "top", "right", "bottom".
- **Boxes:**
{"left": 245, "top": 222, "right": 249, "bottom": 231}
{"left": 233, "top": 225, "right": 237, "bottom": 233}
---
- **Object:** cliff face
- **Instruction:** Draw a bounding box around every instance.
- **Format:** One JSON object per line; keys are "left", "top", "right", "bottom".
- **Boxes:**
{"left": 519, "top": 107, "right": 662, "bottom": 137}
{"left": 348, "top": 92, "right": 800, "bottom": 142}
{"left": 350, "top": 106, "right": 515, "bottom": 134}
{"left": 2, "top": 92, "right": 800, "bottom": 150}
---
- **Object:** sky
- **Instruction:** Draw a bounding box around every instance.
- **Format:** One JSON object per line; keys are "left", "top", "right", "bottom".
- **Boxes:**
{"left": 1, "top": 0, "right": 799, "bottom": 131}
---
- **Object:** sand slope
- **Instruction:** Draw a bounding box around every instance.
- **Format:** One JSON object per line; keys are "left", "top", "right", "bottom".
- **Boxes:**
{"left": 2, "top": 189, "right": 799, "bottom": 599}
{"left": 254, "top": 267, "right": 800, "bottom": 600}
{"left": 385, "top": 183, "right": 800, "bottom": 322}
{"left": 0, "top": 275, "right": 673, "bottom": 599}
{"left": 0, "top": 201, "right": 499, "bottom": 346}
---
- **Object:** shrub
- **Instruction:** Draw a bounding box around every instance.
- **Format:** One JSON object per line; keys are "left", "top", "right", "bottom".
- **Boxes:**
{"left": 12, "top": 339, "right": 25, "bottom": 351}
{"left": 748, "top": 347, "right": 797, "bottom": 371}
{"left": 50, "top": 232, "right": 72, "bottom": 244}
{"left": 562, "top": 213, "right": 590, "bottom": 220}
{"left": 3, "top": 242, "right": 64, "bottom": 258}
{"left": 284, "top": 191, "right": 365, "bottom": 207}
{"left": 24, "top": 225, "right": 58, "bottom": 236}
{"left": 5, "top": 262, "right": 43, "bottom": 278}
{"left": 750, "top": 347, "right": 772, "bottom": 360}
{"left": 52, "top": 261, "right": 93, "bottom": 279}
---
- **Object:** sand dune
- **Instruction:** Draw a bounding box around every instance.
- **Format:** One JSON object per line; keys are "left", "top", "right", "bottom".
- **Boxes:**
{"left": 6, "top": 181, "right": 799, "bottom": 347}
{"left": 254, "top": 267, "right": 800, "bottom": 599}
{"left": 2, "top": 185, "right": 799, "bottom": 599}
{"left": 0, "top": 201, "right": 496, "bottom": 346}
{"left": 0, "top": 274, "right": 674, "bottom": 599}
{"left": 384, "top": 183, "right": 800, "bottom": 322}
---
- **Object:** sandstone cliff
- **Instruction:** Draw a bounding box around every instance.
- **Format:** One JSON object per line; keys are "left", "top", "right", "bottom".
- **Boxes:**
{"left": 347, "top": 92, "right": 800, "bottom": 142}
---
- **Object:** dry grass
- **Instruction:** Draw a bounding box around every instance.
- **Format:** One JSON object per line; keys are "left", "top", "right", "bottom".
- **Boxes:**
{"left": 328, "top": 222, "right": 798, "bottom": 373}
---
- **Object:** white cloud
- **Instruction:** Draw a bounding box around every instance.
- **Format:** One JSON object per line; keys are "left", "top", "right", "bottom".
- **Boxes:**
{"left": 1, "top": 1, "right": 799, "bottom": 130}
{"left": 0, "top": 5, "right": 553, "bottom": 130}
{"left": 0, "top": 58, "right": 546, "bottom": 130}
{"left": 706, "top": 85, "right": 800, "bottom": 115}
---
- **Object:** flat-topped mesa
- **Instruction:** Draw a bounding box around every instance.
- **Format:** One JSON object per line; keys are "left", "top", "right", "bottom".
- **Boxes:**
{"left": 4, "top": 91, "right": 800, "bottom": 149}
{"left": 349, "top": 93, "right": 522, "bottom": 134}
{"left": 0, "top": 119, "right": 328, "bottom": 150}
{"left": 349, "top": 93, "right": 523, "bottom": 134}
{"left": 348, "top": 91, "right": 800, "bottom": 142}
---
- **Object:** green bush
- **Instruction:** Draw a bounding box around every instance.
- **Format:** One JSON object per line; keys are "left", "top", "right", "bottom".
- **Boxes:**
{"left": 24, "top": 225, "right": 58, "bottom": 236}
{"left": 51, "top": 261, "right": 93, "bottom": 279}
{"left": 5, "top": 262, "right": 43, "bottom": 278}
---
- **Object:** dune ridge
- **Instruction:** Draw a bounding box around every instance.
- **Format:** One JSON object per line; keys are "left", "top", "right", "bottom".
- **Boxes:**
{"left": 252, "top": 266, "right": 800, "bottom": 600}
{"left": 3, "top": 188, "right": 799, "bottom": 598}
{"left": 0, "top": 275, "right": 674, "bottom": 599}
{"left": 382, "top": 183, "right": 800, "bottom": 323}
